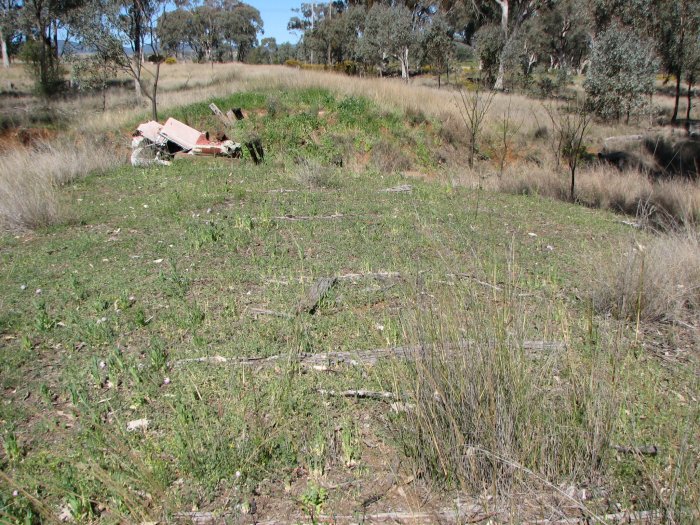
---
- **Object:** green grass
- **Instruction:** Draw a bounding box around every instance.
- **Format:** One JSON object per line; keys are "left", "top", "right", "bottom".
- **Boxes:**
{"left": 0, "top": 87, "right": 697, "bottom": 523}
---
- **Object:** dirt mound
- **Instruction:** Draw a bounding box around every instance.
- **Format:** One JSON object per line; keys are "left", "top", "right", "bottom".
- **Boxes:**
{"left": 0, "top": 127, "right": 58, "bottom": 153}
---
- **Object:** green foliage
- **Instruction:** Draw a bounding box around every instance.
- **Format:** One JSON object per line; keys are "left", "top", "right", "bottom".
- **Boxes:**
{"left": 19, "top": 40, "right": 65, "bottom": 97}
{"left": 299, "top": 483, "right": 328, "bottom": 524}
{"left": 0, "top": 489, "right": 39, "bottom": 524}
{"left": 157, "top": 3, "right": 263, "bottom": 63}
{"left": 584, "top": 26, "right": 658, "bottom": 121}
{"left": 474, "top": 24, "right": 505, "bottom": 87}
{"left": 420, "top": 15, "right": 454, "bottom": 81}
{"left": 3, "top": 430, "right": 21, "bottom": 464}
{"left": 1, "top": 84, "right": 698, "bottom": 521}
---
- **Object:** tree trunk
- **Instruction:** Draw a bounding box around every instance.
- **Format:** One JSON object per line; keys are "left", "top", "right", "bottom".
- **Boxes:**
{"left": 671, "top": 72, "right": 681, "bottom": 123}
{"left": 52, "top": 20, "right": 59, "bottom": 58}
{"left": 133, "top": 0, "right": 143, "bottom": 98}
{"left": 400, "top": 46, "right": 409, "bottom": 81}
{"left": 494, "top": 60, "right": 505, "bottom": 90}
{"left": 150, "top": 61, "right": 160, "bottom": 121}
{"left": 493, "top": 0, "right": 509, "bottom": 90}
{"left": 570, "top": 166, "right": 576, "bottom": 202}
{"left": 687, "top": 77, "right": 694, "bottom": 122}
{"left": 1, "top": 30, "right": 9, "bottom": 68}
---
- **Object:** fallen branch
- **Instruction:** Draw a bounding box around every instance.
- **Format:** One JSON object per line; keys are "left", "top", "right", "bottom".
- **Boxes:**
{"left": 172, "top": 340, "right": 565, "bottom": 370}
{"left": 611, "top": 445, "right": 659, "bottom": 456}
{"left": 320, "top": 504, "right": 489, "bottom": 524}
{"left": 336, "top": 271, "right": 402, "bottom": 282}
{"left": 297, "top": 277, "right": 337, "bottom": 314}
{"left": 318, "top": 389, "right": 398, "bottom": 401}
{"left": 272, "top": 213, "right": 345, "bottom": 221}
{"left": 249, "top": 307, "right": 293, "bottom": 319}
{"left": 619, "top": 220, "right": 642, "bottom": 229}
{"left": 172, "top": 354, "right": 281, "bottom": 368}
{"left": 378, "top": 184, "right": 413, "bottom": 193}
{"left": 529, "top": 509, "right": 660, "bottom": 524}
{"left": 603, "top": 134, "right": 643, "bottom": 143}
{"left": 449, "top": 273, "right": 503, "bottom": 292}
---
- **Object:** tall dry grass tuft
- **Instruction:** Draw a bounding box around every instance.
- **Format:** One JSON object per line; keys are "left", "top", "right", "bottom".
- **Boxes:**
{"left": 494, "top": 164, "right": 700, "bottom": 227}
{"left": 594, "top": 229, "right": 700, "bottom": 322}
{"left": 0, "top": 139, "right": 122, "bottom": 229}
{"left": 389, "top": 273, "right": 622, "bottom": 495}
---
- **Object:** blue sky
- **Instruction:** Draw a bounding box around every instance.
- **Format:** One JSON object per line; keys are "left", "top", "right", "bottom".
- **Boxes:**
{"left": 253, "top": 1, "right": 303, "bottom": 44}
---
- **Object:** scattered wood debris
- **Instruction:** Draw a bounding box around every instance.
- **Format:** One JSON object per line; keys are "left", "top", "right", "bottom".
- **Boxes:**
{"left": 209, "top": 102, "right": 234, "bottom": 127}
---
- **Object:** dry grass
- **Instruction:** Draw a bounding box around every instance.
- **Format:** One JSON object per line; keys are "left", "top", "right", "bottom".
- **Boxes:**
{"left": 595, "top": 229, "right": 700, "bottom": 323}
{"left": 473, "top": 164, "right": 700, "bottom": 226}
{"left": 2, "top": 62, "right": 699, "bottom": 230}
{"left": 0, "top": 139, "right": 122, "bottom": 229}
{"left": 389, "top": 274, "right": 622, "bottom": 496}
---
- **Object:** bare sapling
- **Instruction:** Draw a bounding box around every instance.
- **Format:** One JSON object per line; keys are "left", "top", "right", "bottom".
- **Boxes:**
{"left": 496, "top": 98, "right": 523, "bottom": 177}
{"left": 455, "top": 81, "right": 496, "bottom": 169}
{"left": 544, "top": 99, "right": 592, "bottom": 202}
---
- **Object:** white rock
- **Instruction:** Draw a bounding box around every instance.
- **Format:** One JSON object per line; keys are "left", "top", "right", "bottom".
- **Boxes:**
{"left": 127, "top": 418, "right": 150, "bottom": 432}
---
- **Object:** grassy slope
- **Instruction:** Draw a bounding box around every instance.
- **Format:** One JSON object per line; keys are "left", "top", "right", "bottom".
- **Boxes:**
{"left": 0, "top": 87, "right": 697, "bottom": 523}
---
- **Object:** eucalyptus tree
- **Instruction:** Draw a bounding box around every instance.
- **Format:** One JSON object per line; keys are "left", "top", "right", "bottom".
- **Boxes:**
{"left": 648, "top": 0, "right": 700, "bottom": 122}
{"left": 584, "top": 25, "right": 658, "bottom": 122}
{"left": 1, "top": 0, "right": 20, "bottom": 67}
{"left": 73, "top": 0, "right": 168, "bottom": 118}
{"left": 420, "top": 13, "right": 453, "bottom": 86}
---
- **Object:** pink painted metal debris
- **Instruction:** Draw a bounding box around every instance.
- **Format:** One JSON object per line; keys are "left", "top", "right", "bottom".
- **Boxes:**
{"left": 131, "top": 117, "right": 241, "bottom": 166}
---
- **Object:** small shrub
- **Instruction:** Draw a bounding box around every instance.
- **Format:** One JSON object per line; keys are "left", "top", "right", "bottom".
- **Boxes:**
{"left": 532, "top": 126, "right": 549, "bottom": 140}
{"left": 389, "top": 283, "right": 621, "bottom": 492}
{"left": 438, "top": 113, "right": 466, "bottom": 147}
{"left": 584, "top": 26, "right": 658, "bottom": 122}
{"left": 294, "top": 160, "right": 342, "bottom": 189}
{"left": 164, "top": 56, "right": 177, "bottom": 65}
{"left": 0, "top": 138, "right": 122, "bottom": 230}
{"left": 595, "top": 230, "right": 700, "bottom": 322}
{"left": 405, "top": 106, "right": 428, "bottom": 126}
{"left": 19, "top": 40, "right": 66, "bottom": 97}
{"left": 370, "top": 139, "right": 412, "bottom": 173}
